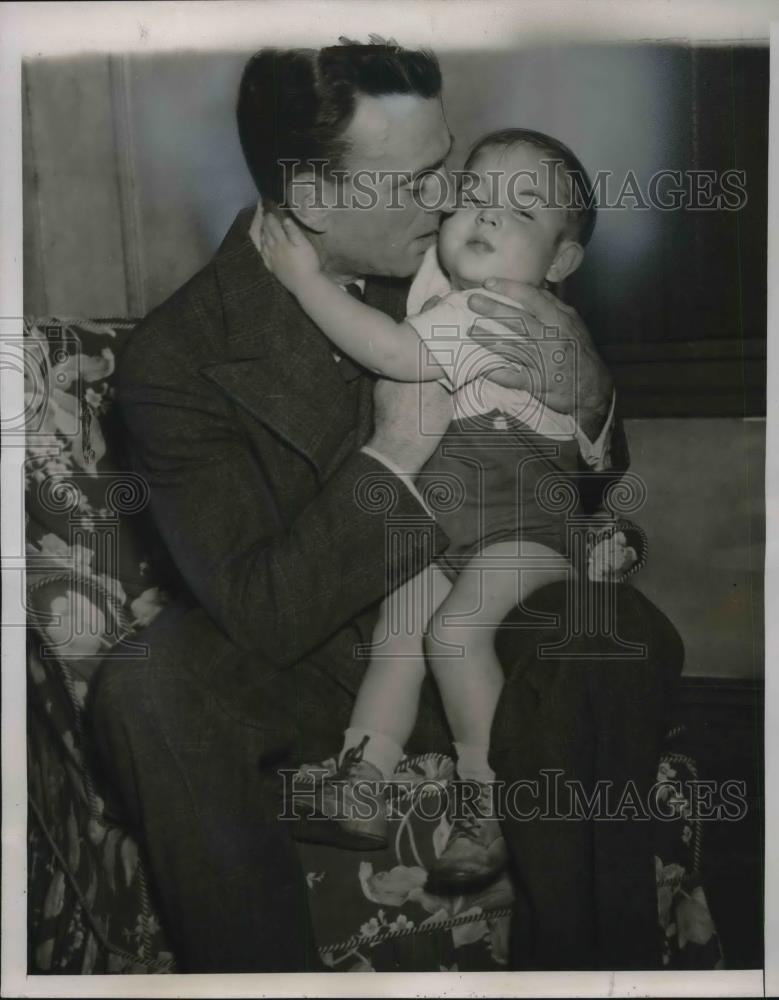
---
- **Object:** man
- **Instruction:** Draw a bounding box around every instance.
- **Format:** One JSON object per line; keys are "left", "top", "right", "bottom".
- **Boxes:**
{"left": 91, "top": 40, "right": 683, "bottom": 972}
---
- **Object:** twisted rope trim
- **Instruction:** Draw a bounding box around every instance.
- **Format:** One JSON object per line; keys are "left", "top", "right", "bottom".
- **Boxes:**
{"left": 586, "top": 517, "right": 649, "bottom": 583}
{"left": 24, "top": 316, "right": 137, "bottom": 334}
{"left": 27, "top": 571, "right": 133, "bottom": 820}
{"left": 659, "top": 750, "right": 703, "bottom": 876}
{"left": 319, "top": 904, "right": 513, "bottom": 960}
{"left": 28, "top": 796, "right": 175, "bottom": 973}
{"left": 27, "top": 571, "right": 137, "bottom": 821}
{"left": 27, "top": 569, "right": 136, "bottom": 651}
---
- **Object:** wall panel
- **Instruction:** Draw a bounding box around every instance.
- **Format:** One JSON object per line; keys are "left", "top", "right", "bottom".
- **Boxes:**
{"left": 628, "top": 416, "right": 764, "bottom": 678}
{"left": 121, "top": 52, "right": 255, "bottom": 312}
{"left": 23, "top": 57, "right": 129, "bottom": 317}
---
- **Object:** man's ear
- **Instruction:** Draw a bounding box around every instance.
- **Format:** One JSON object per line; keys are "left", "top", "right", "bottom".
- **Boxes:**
{"left": 545, "top": 240, "right": 584, "bottom": 284}
{"left": 284, "top": 171, "right": 334, "bottom": 234}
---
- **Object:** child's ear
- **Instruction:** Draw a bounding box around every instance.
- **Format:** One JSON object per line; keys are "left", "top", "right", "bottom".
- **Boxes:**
{"left": 284, "top": 171, "right": 333, "bottom": 234}
{"left": 545, "top": 240, "right": 584, "bottom": 284}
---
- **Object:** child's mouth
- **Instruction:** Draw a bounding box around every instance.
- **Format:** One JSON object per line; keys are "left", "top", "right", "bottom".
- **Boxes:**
{"left": 466, "top": 237, "right": 494, "bottom": 253}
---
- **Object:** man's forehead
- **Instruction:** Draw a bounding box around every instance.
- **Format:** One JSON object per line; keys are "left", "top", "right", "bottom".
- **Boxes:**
{"left": 345, "top": 93, "right": 451, "bottom": 171}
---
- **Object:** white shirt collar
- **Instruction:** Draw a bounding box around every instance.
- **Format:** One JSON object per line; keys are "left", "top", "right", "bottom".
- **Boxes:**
{"left": 406, "top": 243, "right": 450, "bottom": 315}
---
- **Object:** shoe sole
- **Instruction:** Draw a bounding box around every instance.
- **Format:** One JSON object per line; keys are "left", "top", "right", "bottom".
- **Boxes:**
{"left": 291, "top": 814, "right": 388, "bottom": 852}
{"left": 425, "top": 866, "right": 506, "bottom": 895}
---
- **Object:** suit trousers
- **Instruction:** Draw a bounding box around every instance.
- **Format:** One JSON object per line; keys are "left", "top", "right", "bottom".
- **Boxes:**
{"left": 90, "top": 581, "right": 682, "bottom": 972}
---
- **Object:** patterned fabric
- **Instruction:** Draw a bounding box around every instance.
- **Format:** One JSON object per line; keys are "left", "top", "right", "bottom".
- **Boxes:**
{"left": 27, "top": 640, "right": 175, "bottom": 973}
{"left": 25, "top": 318, "right": 177, "bottom": 972}
{"left": 23, "top": 317, "right": 723, "bottom": 973}
{"left": 298, "top": 754, "right": 514, "bottom": 971}
{"left": 653, "top": 735, "right": 725, "bottom": 969}
{"left": 24, "top": 319, "right": 182, "bottom": 670}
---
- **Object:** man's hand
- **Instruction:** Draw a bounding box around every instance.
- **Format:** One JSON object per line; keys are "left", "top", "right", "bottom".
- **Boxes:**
{"left": 368, "top": 379, "right": 453, "bottom": 476}
{"left": 467, "top": 280, "right": 613, "bottom": 440}
{"left": 259, "top": 213, "right": 321, "bottom": 293}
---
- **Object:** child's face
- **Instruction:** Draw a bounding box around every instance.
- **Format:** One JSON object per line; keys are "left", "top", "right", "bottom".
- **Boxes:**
{"left": 438, "top": 142, "right": 581, "bottom": 289}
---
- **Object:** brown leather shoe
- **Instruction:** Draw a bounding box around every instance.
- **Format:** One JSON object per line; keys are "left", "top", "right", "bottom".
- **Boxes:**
{"left": 288, "top": 736, "right": 389, "bottom": 851}
{"left": 426, "top": 780, "right": 508, "bottom": 893}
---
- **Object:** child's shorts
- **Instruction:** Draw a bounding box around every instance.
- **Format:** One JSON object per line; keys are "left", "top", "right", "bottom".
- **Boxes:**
{"left": 417, "top": 412, "right": 583, "bottom": 583}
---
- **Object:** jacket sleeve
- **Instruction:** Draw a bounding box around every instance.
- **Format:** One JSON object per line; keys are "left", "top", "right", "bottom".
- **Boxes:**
{"left": 119, "top": 341, "right": 448, "bottom": 669}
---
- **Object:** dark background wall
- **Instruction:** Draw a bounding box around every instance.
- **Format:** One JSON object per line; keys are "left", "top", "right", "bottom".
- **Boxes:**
{"left": 21, "top": 44, "right": 767, "bottom": 678}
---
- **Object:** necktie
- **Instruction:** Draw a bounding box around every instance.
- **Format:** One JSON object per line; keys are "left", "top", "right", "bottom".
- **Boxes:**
{"left": 344, "top": 282, "right": 365, "bottom": 302}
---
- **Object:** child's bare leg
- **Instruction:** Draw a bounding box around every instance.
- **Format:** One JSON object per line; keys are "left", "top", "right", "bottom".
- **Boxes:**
{"left": 424, "top": 540, "right": 570, "bottom": 888}
{"left": 291, "top": 566, "right": 452, "bottom": 851}
{"left": 425, "top": 540, "right": 571, "bottom": 778}
{"left": 343, "top": 564, "right": 452, "bottom": 778}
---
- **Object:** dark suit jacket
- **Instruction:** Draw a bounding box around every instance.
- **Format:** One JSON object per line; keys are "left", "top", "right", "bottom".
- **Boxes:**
{"left": 118, "top": 208, "right": 450, "bottom": 729}
{"left": 118, "top": 206, "right": 628, "bottom": 750}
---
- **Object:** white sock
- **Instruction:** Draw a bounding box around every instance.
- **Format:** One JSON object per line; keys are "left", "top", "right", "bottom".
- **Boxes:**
{"left": 340, "top": 727, "right": 404, "bottom": 780}
{"left": 453, "top": 742, "right": 495, "bottom": 783}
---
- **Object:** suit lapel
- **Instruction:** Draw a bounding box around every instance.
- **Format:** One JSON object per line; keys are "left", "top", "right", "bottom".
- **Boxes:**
{"left": 199, "top": 211, "right": 361, "bottom": 478}
{"left": 200, "top": 210, "right": 412, "bottom": 477}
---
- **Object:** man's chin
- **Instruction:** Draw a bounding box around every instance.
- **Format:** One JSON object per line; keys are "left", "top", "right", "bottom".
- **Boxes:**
{"left": 358, "top": 241, "right": 437, "bottom": 280}
{"left": 384, "top": 252, "right": 431, "bottom": 279}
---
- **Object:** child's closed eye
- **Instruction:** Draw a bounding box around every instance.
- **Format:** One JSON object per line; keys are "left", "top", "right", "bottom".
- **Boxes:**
{"left": 462, "top": 192, "right": 487, "bottom": 208}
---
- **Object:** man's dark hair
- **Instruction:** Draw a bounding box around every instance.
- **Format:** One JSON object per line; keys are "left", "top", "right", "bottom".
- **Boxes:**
{"left": 237, "top": 41, "right": 442, "bottom": 205}
{"left": 465, "top": 127, "right": 597, "bottom": 246}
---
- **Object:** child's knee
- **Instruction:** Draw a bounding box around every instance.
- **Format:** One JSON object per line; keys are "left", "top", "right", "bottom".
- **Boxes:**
{"left": 372, "top": 609, "right": 421, "bottom": 651}
{"left": 372, "top": 629, "right": 425, "bottom": 661}
{"left": 424, "top": 607, "right": 482, "bottom": 662}
{"left": 372, "top": 603, "right": 425, "bottom": 658}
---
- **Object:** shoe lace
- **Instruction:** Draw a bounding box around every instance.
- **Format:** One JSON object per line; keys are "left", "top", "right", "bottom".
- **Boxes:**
{"left": 449, "top": 810, "right": 483, "bottom": 843}
{"left": 334, "top": 734, "right": 370, "bottom": 779}
{"left": 447, "top": 782, "right": 494, "bottom": 843}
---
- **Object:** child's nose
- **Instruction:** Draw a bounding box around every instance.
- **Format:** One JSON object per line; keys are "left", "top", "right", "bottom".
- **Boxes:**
{"left": 477, "top": 208, "right": 500, "bottom": 227}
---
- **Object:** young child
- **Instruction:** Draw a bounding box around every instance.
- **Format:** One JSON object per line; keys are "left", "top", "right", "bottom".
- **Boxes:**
{"left": 261, "top": 128, "right": 638, "bottom": 891}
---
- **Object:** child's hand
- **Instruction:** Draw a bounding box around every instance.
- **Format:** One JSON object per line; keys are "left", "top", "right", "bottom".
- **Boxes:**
{"left": 259, "top": 213, "right": 321, "bottom": 292}
{"left": 588, "top": 530, "right": 639, "bottom": 582}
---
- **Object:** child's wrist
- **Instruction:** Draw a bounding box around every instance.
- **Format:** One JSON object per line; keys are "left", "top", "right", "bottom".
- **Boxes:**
{"left": 292, "top": 268, "right": 324, "bottom": 297}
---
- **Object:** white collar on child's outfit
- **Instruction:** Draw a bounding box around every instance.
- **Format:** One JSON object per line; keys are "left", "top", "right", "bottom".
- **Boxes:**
{"left": 406, "top": 242, "right": 452, "bottom": 315}
{"left": 406, "top": 245, "right": 580, "bottom": 440}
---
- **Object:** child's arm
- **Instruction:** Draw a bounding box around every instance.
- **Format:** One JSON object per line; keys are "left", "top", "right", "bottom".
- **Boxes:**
{"left": 260, "top": 214, "right": 444, "bottom": 381}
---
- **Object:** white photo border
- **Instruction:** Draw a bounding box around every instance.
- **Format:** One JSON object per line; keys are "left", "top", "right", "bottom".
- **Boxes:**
{"left": 1, "top": 2, "right": 774, "bottom": 997}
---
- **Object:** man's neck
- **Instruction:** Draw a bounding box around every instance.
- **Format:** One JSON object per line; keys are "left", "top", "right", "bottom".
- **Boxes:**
{"left": 249, "top": 199, "right": 361, "bottom": 286}
{"left": 307, "top": 230, "right": 360, "bottom": 286}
